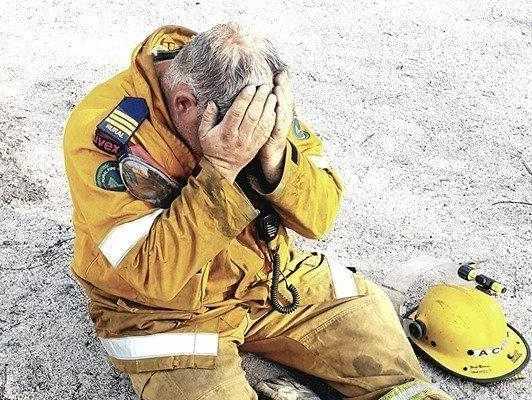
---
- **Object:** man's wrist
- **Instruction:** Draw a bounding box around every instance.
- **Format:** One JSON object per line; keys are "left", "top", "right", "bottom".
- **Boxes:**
{"left": 260, "top": 145, "right": 286, "bottom": 187}
{"left": 202, "top": 156, "right": 238, "bottom": 183}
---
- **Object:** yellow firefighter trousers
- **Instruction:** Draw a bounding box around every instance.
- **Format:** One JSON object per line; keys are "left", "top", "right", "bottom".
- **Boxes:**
{"left": 129, "top": 277, "right": 449, "bottom": 400}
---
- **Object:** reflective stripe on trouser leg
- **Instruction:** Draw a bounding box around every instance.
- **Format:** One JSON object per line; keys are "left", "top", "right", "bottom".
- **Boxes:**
{"left": 100, "top": 332, "right": 219, "bottom": 360}
{"left": 379, "top": 380, "right": 453, "bottom": 400}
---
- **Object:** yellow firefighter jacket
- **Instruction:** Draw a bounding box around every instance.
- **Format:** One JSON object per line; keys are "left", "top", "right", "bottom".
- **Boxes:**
{"left": 63, "top": 26, "right": 345, "bottom": 373}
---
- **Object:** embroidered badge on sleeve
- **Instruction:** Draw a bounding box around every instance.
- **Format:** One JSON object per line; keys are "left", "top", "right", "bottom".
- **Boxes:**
{"left": 94, "top": 97, "right": 149, "bottom": 155}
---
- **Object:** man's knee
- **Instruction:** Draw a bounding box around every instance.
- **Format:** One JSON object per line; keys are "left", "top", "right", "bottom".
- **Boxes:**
{"left": 128, "top": 341, "right": 257, "bottom": 400}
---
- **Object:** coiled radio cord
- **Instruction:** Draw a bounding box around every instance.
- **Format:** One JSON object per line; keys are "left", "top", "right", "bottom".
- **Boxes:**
{"left": 268, "top": 242, "right": 300, "bottom": 314}
{"left": 255, "top": 209, "right": 300, "bottom": 314}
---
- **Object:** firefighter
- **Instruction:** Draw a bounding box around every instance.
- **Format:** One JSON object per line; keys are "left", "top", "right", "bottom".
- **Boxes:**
{"left": 63, "top": 23, "right": 452, "bottom": 400}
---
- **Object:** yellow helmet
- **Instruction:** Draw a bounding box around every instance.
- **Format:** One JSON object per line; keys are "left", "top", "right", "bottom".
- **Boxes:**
{"left": 404, "top": 284, "right": 529, "bottom": 382}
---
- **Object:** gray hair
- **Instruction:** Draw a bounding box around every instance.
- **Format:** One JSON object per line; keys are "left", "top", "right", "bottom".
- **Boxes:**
{"left": 161, "top": 22, "right": 287, "bottom": 117}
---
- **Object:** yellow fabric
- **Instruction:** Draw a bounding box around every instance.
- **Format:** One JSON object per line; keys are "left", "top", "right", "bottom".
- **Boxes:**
{"left": 129, "top": 278, "right": 450, "bottom": 400}
{"left": 63, "top": 25, "right": 344, "bottom": 371}
{"left": 64, "top": 26, "right": 452, "bottom": 400}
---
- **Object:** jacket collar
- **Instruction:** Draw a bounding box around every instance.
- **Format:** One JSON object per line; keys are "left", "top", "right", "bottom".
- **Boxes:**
{"left": 128, "top": 26, "right": 198, "bottom": 178}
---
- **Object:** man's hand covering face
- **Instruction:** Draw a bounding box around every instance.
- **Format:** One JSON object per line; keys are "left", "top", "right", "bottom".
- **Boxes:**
{"left": 198, "top": 85, "right": 277, "bottom": 183}
{"left": 258, "top": 71, "right": 295, "bottom": 186}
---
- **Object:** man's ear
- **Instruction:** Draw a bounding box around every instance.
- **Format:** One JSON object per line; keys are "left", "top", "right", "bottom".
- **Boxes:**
{"left": 169, "top": 83, "right": 197, "bottom": 119}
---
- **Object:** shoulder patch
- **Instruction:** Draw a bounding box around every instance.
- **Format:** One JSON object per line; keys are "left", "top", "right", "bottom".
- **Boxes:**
{"left": 291, "top": 118, "right": 311, "bottom": 140}
{"left": 95, "top": 161, "right": 126, "bottom": 191}
{"left": 95, "top": 97, "right": 149, "bottom": 154}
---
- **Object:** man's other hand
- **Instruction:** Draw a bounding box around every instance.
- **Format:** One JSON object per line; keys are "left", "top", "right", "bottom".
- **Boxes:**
{"left": 258, "top": 71, "right": 294, "bottom": 186}
{"left": 199, "top": 85, "right": 277, "bottom": 183}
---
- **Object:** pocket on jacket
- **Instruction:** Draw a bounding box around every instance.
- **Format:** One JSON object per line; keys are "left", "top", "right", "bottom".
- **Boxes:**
{"left": 285, "top": 252, "right": 368, "bottom": 306}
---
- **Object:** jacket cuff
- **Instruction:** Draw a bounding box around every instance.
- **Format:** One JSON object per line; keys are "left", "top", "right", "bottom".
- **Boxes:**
{"left": 194, "top": 158, "right": 259, "bottom": 237}
{"left": 251, "top": 141, "right": 300, "bottom": 202}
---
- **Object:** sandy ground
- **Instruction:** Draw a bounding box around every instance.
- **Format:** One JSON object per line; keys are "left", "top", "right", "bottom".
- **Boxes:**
{"left": 0, "top": 0, "right": 531, "bottom": 399}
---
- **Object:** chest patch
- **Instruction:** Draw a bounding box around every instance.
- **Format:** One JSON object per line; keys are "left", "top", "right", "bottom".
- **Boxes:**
{"left": 95, "top": 161, "right": 126, "bottom": 192}
{"left": 292, "top": 118, "right": 311, "bottom": 140}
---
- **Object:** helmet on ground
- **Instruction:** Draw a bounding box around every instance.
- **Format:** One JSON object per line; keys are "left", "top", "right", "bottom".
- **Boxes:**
{"left": 403, "top": 284, "right": 529, "bottom": 382}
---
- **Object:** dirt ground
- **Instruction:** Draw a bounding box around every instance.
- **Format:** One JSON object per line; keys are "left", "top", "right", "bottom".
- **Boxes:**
{"left": 0, "top": 0, "right": 530, "bottom": 399}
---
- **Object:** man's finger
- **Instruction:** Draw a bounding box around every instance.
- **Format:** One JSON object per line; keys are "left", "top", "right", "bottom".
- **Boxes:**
{"left": 198, "top": 101, "right": 218, "bottom": 138}
{"left": 272, "top": 85, "right": 289, "bottom": 139}
{"left": 274, "top": 70, "right": 288, "bottom": 87}
{"left": 254, "top": 93, "right": 277, "bottom": 146}
{"left": 274, "top": 70, "right": 293, "bottom": 109}
{"left": 273, "top": 85, "right": 286, "bottom": 110}
{"left": 273, "top": 82, "right": 287, "bottom": 104}
{"left": 222, "top": 85, "right": 256, "bottom": 131}
{"left": 239, "top": 84, "right": 272, "bottom": 137}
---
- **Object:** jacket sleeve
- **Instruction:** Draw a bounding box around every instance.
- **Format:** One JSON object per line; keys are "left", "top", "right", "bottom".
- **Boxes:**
{"left": 64, "top": 109, "right": 258, "bottom": 303}
{"left": 118, "top": 159, "right": 258, "bottom": 302}
{"left": 252, "top": 118, "right": 344, "bottom": 239}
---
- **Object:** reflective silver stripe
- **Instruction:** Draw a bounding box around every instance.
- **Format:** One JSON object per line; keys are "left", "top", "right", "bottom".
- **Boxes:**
{"left": 100, "top": 332, "right": 219, "bottom": 360}
{"left": 112, "top": 109, "right": 139, "bottom": 127}
{"left": 99, "top": 209, "right": 164, "bottom": 268}
{"left": 326, "top": 253, "right": 358, "bottom": 299}
{"left": 308, "top": 154, "right": 331, "bottom": 169}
